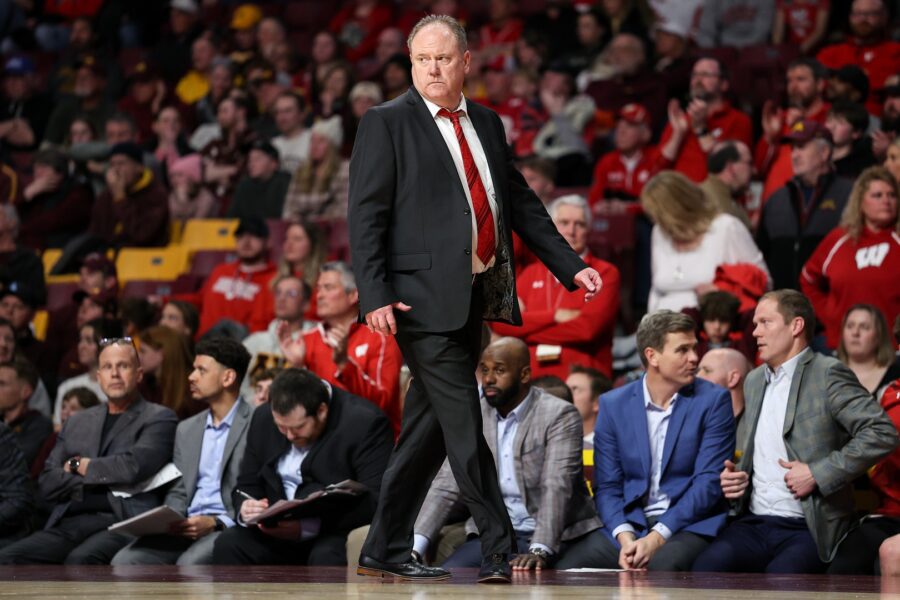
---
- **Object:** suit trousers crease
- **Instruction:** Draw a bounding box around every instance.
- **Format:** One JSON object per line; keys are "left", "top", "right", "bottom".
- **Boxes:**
{"left": 361, "top": 286, "right": 517, "bottom": 563}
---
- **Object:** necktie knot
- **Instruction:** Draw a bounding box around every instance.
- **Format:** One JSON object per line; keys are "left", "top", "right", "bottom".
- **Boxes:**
{"left": 437, "top": 107, "right": 463, "bottom": 124}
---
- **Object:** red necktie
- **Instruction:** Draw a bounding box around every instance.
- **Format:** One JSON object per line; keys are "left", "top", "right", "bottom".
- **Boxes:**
{"left": 437, "top": 108, "right": 496, "bottom": 266}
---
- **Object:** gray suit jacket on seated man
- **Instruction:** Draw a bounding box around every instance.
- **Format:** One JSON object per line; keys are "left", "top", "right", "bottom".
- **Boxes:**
{"left": 0, "top": 340, "right": 177, "bottom": 565}
{"left": 112, "top": 338, "right": 253, "bottom": 566}
{"left": 413, "top": 338, "right": 604, "bottom": 570}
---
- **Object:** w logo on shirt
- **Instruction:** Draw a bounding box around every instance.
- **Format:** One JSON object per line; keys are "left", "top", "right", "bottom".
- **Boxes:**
{"left": 855, "top": 243, "right": 889, "bottom": 270}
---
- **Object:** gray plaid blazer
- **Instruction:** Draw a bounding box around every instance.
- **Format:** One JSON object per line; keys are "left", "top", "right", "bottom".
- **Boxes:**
{"left": 736, "top": 349, "right": 898, "bottom": 561}
{"left": 414, "top": 387, "right": 601, "bottom": 553}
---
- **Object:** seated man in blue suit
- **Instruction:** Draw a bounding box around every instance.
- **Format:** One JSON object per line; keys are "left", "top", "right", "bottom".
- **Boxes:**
{"left": 568, "top": 310, "right": 735, "bottom": 570}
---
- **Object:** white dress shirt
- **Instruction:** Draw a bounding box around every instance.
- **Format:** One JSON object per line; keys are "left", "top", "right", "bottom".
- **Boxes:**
{"left": 421, "top": 94, "right": 500, "bottom": 274}
{"left": 611, "top": 376, "right": 677, "bottom": 541}
{"left": 749, "top": 349, "right": 808, "bottom": 519}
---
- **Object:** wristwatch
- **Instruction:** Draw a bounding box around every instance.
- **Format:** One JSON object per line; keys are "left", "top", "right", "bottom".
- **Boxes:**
{"left": 68, "top": 457, "right": 81, "bottom": 473}
{"left": 214, "top": 517, "right": 226, "bottom": 532}
{"left": 529, "top": 548, "right": 550, "bottom": 561}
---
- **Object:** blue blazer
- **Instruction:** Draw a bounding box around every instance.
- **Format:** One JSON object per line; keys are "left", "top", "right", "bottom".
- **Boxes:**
{"left": 593, "top": 376, "right": 734, "bottom": 544}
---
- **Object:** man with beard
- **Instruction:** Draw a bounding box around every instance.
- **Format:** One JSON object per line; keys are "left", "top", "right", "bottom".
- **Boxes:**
{"left": 169, "top": 218, "right": 276, "bottom": 339}
{"left": 43, "top": 55, "right": 114, "bottom": 146}
{"left": 756, "top": 57, "right": 831, "bottom": 200}
{"left": 817, "top": 0, "right": 900, "bottom": 117}
{"left": 581, "top": 310, "right": 735, "bottom": 571}
{"left": 412, "top": 337, "right": 604, "bottom": 570}
{"left": 873, "top": 83, "right": 900, "bottom": 160}
{"left": 271, "top": 93, "right": 310, "bottom": 174}
{"left": 657, "top": 57, "right": 752, "bottom": 183}
{"left": 200, "top": 95, "right": 256, "bottom": 201}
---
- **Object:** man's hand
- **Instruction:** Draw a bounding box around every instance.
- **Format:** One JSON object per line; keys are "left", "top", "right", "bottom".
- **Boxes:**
{"left": 510, "top": 552, "right": 547, "bottom": 571}
{"left": 326, "top": 320, "right": 351, "bottom": 366}
{"left": 277, "top": 320, "right": 306, "bottom": 366}
{"left": 617, "top": 532, "right": 637, "bottom": 570}
{"left": 239, "top": 498, "right": 269, "bottom": 523}
{"left": 721, "top": 459, "right": 749, "bottom": 499}
{"left": 573, "top": 268, "right": 602, "bottom": 302}
{"left": 629, "top": 531, "right": 665, "bottom": 569}
{"left": 779, "top": 458, "right": 817, "bottom": 499}
{"left": 170, "top": 515, "right": 217, "bottom": 540}
{"left": 872, "top": 130, "right": 894, "bottom": 160}
{"left": 761, "top": 100, "right": 784, "bottom": 142}
{"left": 76, "top": 458, "right": 91, "bottom": 476}
{"left": 105, "top": 168, "right": 126, "bottom": 199}
{"left": 554, "top": 308, "right": 580, "bottom": 323}
{"left": 667, "top": 99, "right": 690, "bottom": 137}
{"left": 686, "top": 99, "right": 709, "bottom": 131}
{"left": 365, "top": 301, "right": 412, "bottom": 336}
{"left": 259, "top": 519, "right": 302, "bottom": 540}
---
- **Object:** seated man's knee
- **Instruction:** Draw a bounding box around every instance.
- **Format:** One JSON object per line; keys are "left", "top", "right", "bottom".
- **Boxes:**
{"left": 880, "top": 535, "right": 900, "bottom": 577}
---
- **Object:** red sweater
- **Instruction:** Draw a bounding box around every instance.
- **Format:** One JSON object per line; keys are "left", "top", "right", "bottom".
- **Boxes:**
{"left": 588, "top": 147, "right": 661, "bottom": 206}
{"left": 658, "top": 102, "right": 752, "bottom": 183}
{"left": 800, "top": 227, "right": 900, "bottom": 349}
{"left": 493, "top": 253, "right": 619, "bottom": 378}
{"left": 173, "top": 261, "right": 276, "bottom": 338}
{"left": 871, "top": 379, "right": 900, "bottom": 517}
{"left": 303, "top": 323, "right": 402, "bottom": 436}
{"left": 818, "top": 39, "right": 900, "bottom": 116}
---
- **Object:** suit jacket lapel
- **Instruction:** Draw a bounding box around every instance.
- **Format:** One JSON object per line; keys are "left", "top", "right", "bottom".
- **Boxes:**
{"left": 100, "top": 399, "right": 142, "bottom": 455}
{"left": 783, "top": 351, "right": 814, "bottom": 437}
{"left": 740, "top": 371, "right": 768, "bottom": 472}
{"left": 660, "top": 385, "right": 691, "bottom": 474}
{"left": 405, "top": 88, "right": 468, "bottom": 207}
{"left": 219, "top": 401, "right": 251, "bottom": 479}
{"left": 511, "top": 392, "right": 537, "bottom": 505}
{"left": 482, "top": 400, "right": 498, "bottom": 466}
{"left": 182, "top": 412, "right": 206, "bottom": 495}
{"left": 467, "top": 105, "right": 506, "bottom": 213}
{"left": 628, "top": 383, "right": 651, "bottom": 477}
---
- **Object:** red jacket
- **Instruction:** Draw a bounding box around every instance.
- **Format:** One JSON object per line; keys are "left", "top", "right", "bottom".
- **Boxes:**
{"left": 800, "top": 227, "right": 900, "bottom": 349}
{"left": 492, "top": 253, "right": 619, "bottom": 378}
{"left": 303, "top": 323, "right": 402, "bottom": 436}
{"left": 587, "top": 147, "right": 661, "bottom": 206}
{"left": 172, "top": 261, "right": 276, "bottom": 338}
{"left": 329, "top": 3, "right": 394, "bottom": 63}
{"left": 818, "top": 39, "right": 900, "bottom": 116}
{"left": 658, "top": 102, "right": 753, "bottom": 183}
{"left": 871, "top": 379, "right": 900, "bottom": 517}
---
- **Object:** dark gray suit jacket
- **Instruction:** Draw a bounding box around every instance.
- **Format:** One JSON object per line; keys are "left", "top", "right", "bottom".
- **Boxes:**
{"left": 349, "top": 87, "right": 586, "bottom": 332}
{"left": 164, "top": 400, "right": 251, "bottom": 519}
{"left": 737, "top": 350, "right": 898, "bottom": 561}
{"left": 414, "top": 388, "right": 601, "bottom": 552}
{"left": 39, "top": 397, "right": 178, "bottom": 528}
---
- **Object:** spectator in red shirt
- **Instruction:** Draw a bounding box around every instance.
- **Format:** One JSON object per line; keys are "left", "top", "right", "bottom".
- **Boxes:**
{"left": 279, "top": 261, "right": 402, "bottom": 435}
{"left": 756, "top": 57, "right": 831, "bottom": 200}
{"left": 658, "top": 57, "right": 753, "bottom": 183}
{"left": 772, "top": 0, "right": 830, "bottom": 54}
{"left": 589, "top": 103, "right": 663, "bottom": 208}
{"left": 801, "top": 166, "right": 900, "bottom": 349}
{"left": 492, "top": 194, "right": 620, "bottom": 378}
{"left": 171, "top": 218, "right": 276, "bottom": 339}
{"left": 817, "top": 0, "right": 900, "bottom": 116}
{"left": 329, "top": 0, "right": 394, "bottom": 64}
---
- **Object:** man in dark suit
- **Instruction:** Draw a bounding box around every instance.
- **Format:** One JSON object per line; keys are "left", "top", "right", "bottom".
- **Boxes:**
{"left": 112, "top": 337, "right": 253, "bottom": 565}
{"left": 212, "top": 368, "right": 393, "bottom": 565}
{"left": 349, "top": 15, "right": 602, "bottom": 583}
{"left": 692, "top": 290, "right": 898, "bottom": 573}
{"left": 0, "top": 338, "right": 177, "bottom": 564}
{"left": 575, "top": 311, "right": 735, "bottom": 571}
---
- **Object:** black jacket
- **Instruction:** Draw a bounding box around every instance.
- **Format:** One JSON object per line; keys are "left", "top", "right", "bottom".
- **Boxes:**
{"left": 233, "top": 388, "right": 393, "bottom": 536}
{"left": 0, "top": 421, "right": 32, "bottom": 536}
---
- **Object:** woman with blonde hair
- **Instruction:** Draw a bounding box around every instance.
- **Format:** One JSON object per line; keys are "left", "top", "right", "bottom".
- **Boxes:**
{"left": 836, "top": 304, "right": 899, "bottom": 398}
{"left": 641, "top": 170, "right": 769, "bottom": 312}
{"left": 801, "top": 166, "right": 900, "bottom": 349}
{"left": 137, "top": 326, "right": 200, "bottom": 420}
{"left": 282, "top": 116, "right": 349, "bottom": 221}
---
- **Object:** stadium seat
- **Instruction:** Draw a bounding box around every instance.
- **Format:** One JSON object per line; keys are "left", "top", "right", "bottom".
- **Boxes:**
{"left": 31, "top": 309, "right": 48, "bottom": 341}
{"left": 116, "top": 247, "right": 190, "bottom": 285}
{"left": 190, "top": 249, "right": 236, "bottom": 277}
{"left": 180, "top": 219, "right": 238, "bottom": 251}
{"left": 42, "top": 248, "right": 79, "bottom": 285}
{"left": 46, "top": 281, "right": 80, "bottom": 312}
{"left": 266, "top": 219, "right": 289, "bottom": 264}
{"left": 121, "top": 280, "right": 178, "bottom": 299}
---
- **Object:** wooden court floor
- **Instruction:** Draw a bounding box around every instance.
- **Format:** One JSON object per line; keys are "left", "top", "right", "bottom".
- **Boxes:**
{"left": 0, "top": 567, "right": 897, "bottom": 599}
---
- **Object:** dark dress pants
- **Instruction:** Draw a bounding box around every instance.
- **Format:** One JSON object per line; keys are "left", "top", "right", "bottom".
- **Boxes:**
{"left": 361, "top": 283, "right": 517, "bottom": 563}
{"left": 212, "top": 525, "right": 347, "bottom": 565}
{"left": 0, "top": 513, "right": 129, "bottom": 564}
{"left": 828, "top": 516, "right": 900, "bottom": 575}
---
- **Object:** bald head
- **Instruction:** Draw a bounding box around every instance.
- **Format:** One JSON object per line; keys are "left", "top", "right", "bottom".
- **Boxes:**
{"left": 482, "top": 337, "right": 530, "bottom": 371}
{"left": 480, "top": 337, "right": 531, "bottom": 412}
{"left": 697, "top": 348, "right": 750, "bottom": 390}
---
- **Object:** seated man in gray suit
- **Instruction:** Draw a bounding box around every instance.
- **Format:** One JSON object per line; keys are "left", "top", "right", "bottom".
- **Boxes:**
{"left": 693, "top": 290, "right": 899, "bottom": 573}
{"left": 413, "top": 337, "right": 604, "bottom": 570}
{"left": 0, "top": 338, "right": 177, "bottom": 564}
{"left": 112, "top": 337, "right": 253, "bottom": 565}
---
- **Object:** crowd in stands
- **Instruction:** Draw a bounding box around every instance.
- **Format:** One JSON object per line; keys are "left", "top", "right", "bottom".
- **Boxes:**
{"left": 0, "top": 0, "right": 897, "bottom": 579}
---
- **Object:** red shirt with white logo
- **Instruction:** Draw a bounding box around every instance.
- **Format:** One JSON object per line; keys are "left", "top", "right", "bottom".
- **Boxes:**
{"left": 800, "top": 226, "right": 900, "bottom": 348}
{"left": 776, "top": 0, "right": 829, "bottom": 47}
{"left": 587, "top": 147, "right": 661, "bottom": 207}
{"left": 658, "top": 102, "right": 753, "bottom": 183}
{"left": 492, "top": 254, "right": 620, "bottom": 378}
{"left": 817, "top": 39, "right": 900, "bottom": 115}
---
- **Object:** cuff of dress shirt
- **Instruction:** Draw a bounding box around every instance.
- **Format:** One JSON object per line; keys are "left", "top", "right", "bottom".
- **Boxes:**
{"left": 413, "top": 534, "right": 430, "bottom": 557}
{"left": 217, "top": 515, "right": 235, "bottom": 529}
{"left": 611, "top": 524, "right": 636, "bottom": 540}
{"left": 651, "top": 522, "right": 672, "bottom": 541}
{"left": 299, "top": 517, "right": 321, "bottom": 541}
{"left": 529, "top": 542, "right": 553, "bottom": 556}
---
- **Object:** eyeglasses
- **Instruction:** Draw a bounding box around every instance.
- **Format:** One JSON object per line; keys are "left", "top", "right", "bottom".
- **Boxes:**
{"left": 274, "top": 289, "right": 302, "bottom": 298}
{"left": 98, "top": 337, "right": 134, "bottom": 349}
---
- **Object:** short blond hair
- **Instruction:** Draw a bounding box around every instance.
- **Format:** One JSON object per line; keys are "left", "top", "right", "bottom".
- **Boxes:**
{"left": 640, "top": 171, "right": 718, "bottom": 242}
{"left": 839, "top": 165, "right": 900, "bottom": 240}
{"left": 408, "top": 15, "right": 467, "bottom": 53}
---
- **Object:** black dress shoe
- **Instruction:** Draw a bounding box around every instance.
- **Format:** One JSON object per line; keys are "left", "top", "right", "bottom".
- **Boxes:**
{"left": 477, "top": 553, "right": 511, "bottom": 584}
{"left": 357, "top": 554, "right": 451, "bottom": 581}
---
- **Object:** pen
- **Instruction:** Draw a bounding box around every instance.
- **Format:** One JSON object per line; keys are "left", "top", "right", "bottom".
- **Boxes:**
{"left": 235, "top": 489, "right": 258, "bottom": 502}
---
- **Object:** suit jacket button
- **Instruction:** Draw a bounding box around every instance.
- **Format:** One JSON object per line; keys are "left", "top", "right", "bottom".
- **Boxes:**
{"left": 464, "top": 208, "right": 471, "bottom": 215}
{"left": 464, "top": 248, "right": 471, "bottom": 255}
